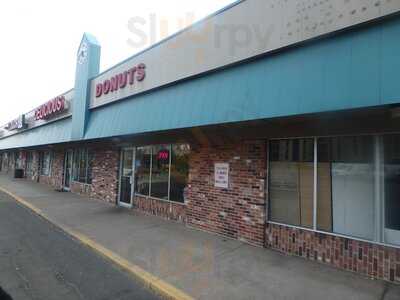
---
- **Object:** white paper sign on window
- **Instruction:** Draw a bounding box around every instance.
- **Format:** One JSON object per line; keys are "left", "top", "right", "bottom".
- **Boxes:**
{"left": 215, "top": 163, "right": 229, "bottom": 189}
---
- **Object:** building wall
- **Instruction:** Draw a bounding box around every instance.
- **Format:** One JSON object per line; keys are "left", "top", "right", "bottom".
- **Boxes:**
{"left": 186, "top": 141, "right": 266, "bottom": 246}
{"left": 38, "top": 150, "right": 64, "bottom": 189}
{"left": 3, "top": 140, "right": 399, "bottom": 285}
{"left": 65, "top": 145, "right": 120, "bottom": 204}
{"left": 133, "top": 195, "right": 187, "bottom": 222}
{"left": 266, "top": 223, "right": 400, "bottom": 284}
{"left": 90, "top": 146, "right": 119, "bottom": 203}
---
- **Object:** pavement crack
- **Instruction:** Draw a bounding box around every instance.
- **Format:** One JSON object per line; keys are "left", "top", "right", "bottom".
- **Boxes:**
{"left": 12, "top": 258, "right": 37, "bottom": 300}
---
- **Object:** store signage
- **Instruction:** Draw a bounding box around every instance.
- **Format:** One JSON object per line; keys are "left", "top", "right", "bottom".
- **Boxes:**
{"left": 95, "top": 63, "right": 146, "bottom": 98}
{"left": 34, "top": 95, "right": 66, "bottom": 121}
{"left": 215, "top": 163, "right": 229, "bottom": 189}
{"left": 158, "top": 149, "right": 169, "bottom": 161}
{"left": 5, "top": 115, "right": 26, "bottom": 131}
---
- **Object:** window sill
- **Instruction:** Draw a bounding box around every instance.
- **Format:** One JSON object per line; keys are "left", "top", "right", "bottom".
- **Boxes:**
{"left": 71, "top": 181, "right": 92, "bottom": 186}
{"left": 268, "top": 221, "right": 400, "bottom": 250}
{"left": 134, "top": 194, "right": 186, "bottom": 206}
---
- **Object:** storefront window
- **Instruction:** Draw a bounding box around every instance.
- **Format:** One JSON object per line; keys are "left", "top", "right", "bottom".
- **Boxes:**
{"left": 269, "top": 139, "right": 314, "bottom": 228}
{"left": 383, "top": 135, "right": 400, "bottom": 244}
{"left": 73, "top": 148, "right": 93, "bottom": 184}
{"left": 40, "top": 151, "right": 52, "bottom": 176}
{"left": 135, "top": 146, "right": 151, "bottom": 195}
{"left": 150, "top": 145, "right": 170, "bottom": 199}
{"left": 133, "top": 144, "right": 190, "bottom": 203}
{"left": 170, "top": 144, "right": 190, "bottom": 203}
{"left": 26, "top": 152, "right": 33, "bottom": 177}
{"left": 317, "top": 136, "right": 375, "bottom": 240}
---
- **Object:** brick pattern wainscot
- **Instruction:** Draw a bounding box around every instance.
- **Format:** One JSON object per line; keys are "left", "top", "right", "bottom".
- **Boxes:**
{"left": 134, "top": 195, "right": 187, "bottom": 222}
{"left": 186, "top": 140, "right": 266, "bottom": 246}
{"left": 266, "top": 223, "right": 400, "bottom": 284}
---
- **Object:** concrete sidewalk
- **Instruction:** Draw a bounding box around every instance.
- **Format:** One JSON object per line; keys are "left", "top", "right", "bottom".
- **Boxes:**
{"left": 0, "top": 174, "right": 398, "bottom": 300}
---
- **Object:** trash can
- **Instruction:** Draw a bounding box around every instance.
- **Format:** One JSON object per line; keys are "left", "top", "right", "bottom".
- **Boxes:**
{"left": 14, "top": 169, "right": 24, "bottom": 178}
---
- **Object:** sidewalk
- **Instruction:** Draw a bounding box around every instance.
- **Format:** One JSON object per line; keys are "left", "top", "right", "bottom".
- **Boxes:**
{"left": 0, "top": 174, "right": 398, "bottom": 300}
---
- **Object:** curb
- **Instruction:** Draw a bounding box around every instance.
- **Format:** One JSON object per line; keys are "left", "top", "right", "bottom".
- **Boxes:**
{"left": 0, "top": 186, "right": 194, "bottom": 300}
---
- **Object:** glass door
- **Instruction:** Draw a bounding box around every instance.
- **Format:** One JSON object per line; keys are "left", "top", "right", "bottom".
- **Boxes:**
{"left": 63, "top": 150, "right": 73, "bottom": 191}
{"left": 118, "top": 148, "right": 134, "bottom": 207}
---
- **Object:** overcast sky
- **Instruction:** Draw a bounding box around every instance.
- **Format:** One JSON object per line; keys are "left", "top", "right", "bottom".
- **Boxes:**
{"left": 0, "top": 0, "right": 235, "bottom": 125}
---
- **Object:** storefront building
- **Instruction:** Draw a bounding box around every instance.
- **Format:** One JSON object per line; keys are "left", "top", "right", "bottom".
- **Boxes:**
{"left": 1, "top": 0, "right": 400, "bottom": 284}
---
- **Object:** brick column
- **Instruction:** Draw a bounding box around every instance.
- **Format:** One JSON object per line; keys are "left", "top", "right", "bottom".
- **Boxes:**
{"left": 186, "top": 140, "right": 267, "bottom": 246}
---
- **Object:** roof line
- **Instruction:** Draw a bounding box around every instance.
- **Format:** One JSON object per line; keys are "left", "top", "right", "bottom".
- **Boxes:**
{"left": 0, "top": 88, "right": 74, "bottom": 128}
{"left": 91, "top": 0, "right": 246, "bottom": 80}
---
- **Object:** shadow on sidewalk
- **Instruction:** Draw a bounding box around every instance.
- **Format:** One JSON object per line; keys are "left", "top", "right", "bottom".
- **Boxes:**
{"left": 0, "top": 286, "right": 13, "bottom": 300}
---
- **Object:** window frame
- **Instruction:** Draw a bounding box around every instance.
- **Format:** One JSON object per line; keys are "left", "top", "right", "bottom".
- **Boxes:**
{"left": 72, "top": 148, "right": 93, "bottom": 185}
{"left": 267, "top": 134, "right": 400, "bottom": 249}
{"left": 39, "top": 151, "right": 52, "bottom": 176}
{"left": 133, "top": 144, "right": 189, "bottom": 205}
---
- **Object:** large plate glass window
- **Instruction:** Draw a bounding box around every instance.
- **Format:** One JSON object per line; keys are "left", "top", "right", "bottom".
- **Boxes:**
{"left": 317, "top": 136, "right": 375, "bottom": 240}
{"left": 383, "top": 135, "right": 400, "bottom": 245}
{"left": 150, "top": 145, "right": 170, "bottom": 200}
{"left": 72, "top": 148, "right": 93, "bottom": 184}
{"left": 170, "top": 144, "right": 190, "bottom": 203}
{"left": 132, "top": 144, "right": 190, "bottom": 203}
{"left": 39, "top": 151, "right": 52, "bottom": 176}
{"left": 269, "top": 139, "right": 314, "bottom": 228}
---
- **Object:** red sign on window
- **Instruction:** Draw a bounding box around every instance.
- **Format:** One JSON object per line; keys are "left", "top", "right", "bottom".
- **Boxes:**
{"left": 158, "top": 150, "right": 169, "bottom": 161}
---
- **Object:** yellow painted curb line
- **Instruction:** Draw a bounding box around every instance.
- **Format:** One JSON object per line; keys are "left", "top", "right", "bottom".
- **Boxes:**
{"left": 0, "top": 186, "right": 194, "bottom": 300}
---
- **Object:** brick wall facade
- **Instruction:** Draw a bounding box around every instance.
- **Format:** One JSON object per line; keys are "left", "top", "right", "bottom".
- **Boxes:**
{"left": 60, "top": 145, "right": 119, "bottom": 204}
{"left": 266, "top": 223, "right": 400, "bottom": 284}
{"left": 134, "top": 195, "right": 187, "bottom": 222}
{"left": 2, "top": 140, "right": 400, "bottom": 285}
{"left": 186, "top": 141, "right": 266, "bottom": 246}
{"left": 89, "top": 147, "right": 119, "bottom": 204}
{"left": 37, "top": 150, "right": 64, "bottom": 189}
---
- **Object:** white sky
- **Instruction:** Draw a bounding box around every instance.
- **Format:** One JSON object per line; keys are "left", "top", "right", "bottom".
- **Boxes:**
{"left": 0, "top": 0, "right": 235, "bottom": 125}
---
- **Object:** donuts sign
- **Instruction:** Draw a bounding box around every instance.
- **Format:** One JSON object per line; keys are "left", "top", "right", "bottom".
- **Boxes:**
{"left": 34, "top": 95, "right": 67, "bottom": 121}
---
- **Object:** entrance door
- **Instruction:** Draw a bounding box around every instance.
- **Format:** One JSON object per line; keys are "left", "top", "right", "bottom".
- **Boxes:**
{"left": 63, "top": 150, "right": 73, "bottom": 191}
{"left": 118, "top": 148, "right": 134, "bottom": 207}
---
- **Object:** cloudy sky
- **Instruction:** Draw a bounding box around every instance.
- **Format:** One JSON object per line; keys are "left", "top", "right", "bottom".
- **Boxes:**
{"left": 0, "top": 0, "right": 235, "bottom": 125}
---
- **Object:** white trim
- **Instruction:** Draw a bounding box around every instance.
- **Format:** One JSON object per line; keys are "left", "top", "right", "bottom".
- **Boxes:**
{"left": 313, "top": 137, "right": 317, "bottom": 231}
{"left": 130, "top": 147, "right": 136, "bottom": 207}
{"left": 117, "top": 148, "right": 123, "bottom": 206}
{"left": 148, "top": 147, "right": 153, "bottom": 197}
{"left": 374, "top": 136, "right": 382, "bottom": 242}
{"left": 134, "top": 193, "right": 186, "bottom": 206}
